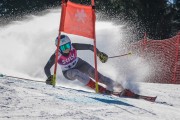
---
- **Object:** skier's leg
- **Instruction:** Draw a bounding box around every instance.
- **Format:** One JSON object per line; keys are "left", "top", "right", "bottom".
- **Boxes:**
{"left": 77, "top": 60, "right": 123, "bottom": 92}
{"left": 63, "top": 69, "right": 111, "bottom": 94}
{"left": 86, "top": 79, "right": 112, "bottom": 94}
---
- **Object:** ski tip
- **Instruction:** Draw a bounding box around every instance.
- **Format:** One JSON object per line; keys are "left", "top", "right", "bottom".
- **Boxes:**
{"left": 139, "top": 96, "right": 157, "bottom": 102}
{"left": 150, "top": 96, "right": 157, "bottom": 102}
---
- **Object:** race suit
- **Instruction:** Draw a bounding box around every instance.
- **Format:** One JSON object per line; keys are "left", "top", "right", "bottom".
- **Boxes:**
{"left": 44, "top": 43, "right": 123, "bottom": 93}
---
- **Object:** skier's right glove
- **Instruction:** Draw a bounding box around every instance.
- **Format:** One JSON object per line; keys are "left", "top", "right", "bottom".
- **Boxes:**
{"left": 46, "top": 75, "right": 53, "bottom": 85}
{"left": 97, "top": 52, "right": 108, "bottom": 63}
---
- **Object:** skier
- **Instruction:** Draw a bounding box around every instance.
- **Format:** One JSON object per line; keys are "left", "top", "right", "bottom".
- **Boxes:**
{"left": 44, "top": 34, "right": 120, "bottom": 93}
{"left": 44, "top": 35, "right": 156, "bottom": 101}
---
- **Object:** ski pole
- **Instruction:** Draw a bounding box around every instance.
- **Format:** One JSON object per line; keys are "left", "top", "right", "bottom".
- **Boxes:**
{"left": 0, "top": 74, "right": 44, "bottom": 83}
{"left": 109, "top": 52, "right": 132, "bottom": 59}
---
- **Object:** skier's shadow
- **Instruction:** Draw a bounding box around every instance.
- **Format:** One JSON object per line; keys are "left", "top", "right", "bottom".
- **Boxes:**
{"left": 57, "top": 86, "right": 156, "bottom": 115}
{"left": 89, "top": 97, "right": 156, "bottom": 115}
{"left": 89, "top": 97, "right": 133, "bottom": 107}
{"left": 59, "top": 86, "right": 132, "bottom": 106}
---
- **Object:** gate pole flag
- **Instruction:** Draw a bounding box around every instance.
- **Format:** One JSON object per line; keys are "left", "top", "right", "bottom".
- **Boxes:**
{"left": 57, "top": 0, "right": 99, "bottom": 92}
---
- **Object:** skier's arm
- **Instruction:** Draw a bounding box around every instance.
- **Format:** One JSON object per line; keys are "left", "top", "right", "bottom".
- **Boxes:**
{"left": 72, "top": 43, "right": 108, "bottom": 63}
{"left": 72, "top": 43, "right": 101, "bottom": 54}
{"left": 44, "top": 53, "right": 55, "bottom": 78}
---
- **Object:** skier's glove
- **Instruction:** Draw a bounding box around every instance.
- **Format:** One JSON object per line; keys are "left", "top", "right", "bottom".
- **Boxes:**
{"left": 98, "top": 52, "right": 108, "bottom": 63}
{"left": 46, "top": 75, "right": 53, "bottom": 85}
{"left": 0, "top": 74, "right": 4, "bottom": 77}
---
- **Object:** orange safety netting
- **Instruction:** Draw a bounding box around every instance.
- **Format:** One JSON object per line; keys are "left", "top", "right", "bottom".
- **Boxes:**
{"left": 130, "top": 33, "right": 180, "bottom": 84}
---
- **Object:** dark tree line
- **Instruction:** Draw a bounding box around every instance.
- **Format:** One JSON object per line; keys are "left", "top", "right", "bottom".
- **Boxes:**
{"left": 0, "top": 0, "right": 61, "bottom": 18}
{"left": 0, "top": 0, "right": 179, "bottom": 40}
{"left": 0, "top": 0, "right": 61, "bottom": 25}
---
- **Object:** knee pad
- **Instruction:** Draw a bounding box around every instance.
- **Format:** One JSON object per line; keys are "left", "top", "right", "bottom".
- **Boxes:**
{"left": 66, "top": 69, "right": 90, "bottom": 85}
{"left": 65, "top": 69, "right": 77, "bottom": 80}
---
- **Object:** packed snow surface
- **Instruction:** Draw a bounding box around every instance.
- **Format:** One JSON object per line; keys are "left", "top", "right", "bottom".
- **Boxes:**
{"left": 0, "top": 77, "right": 180, "bottom": 120}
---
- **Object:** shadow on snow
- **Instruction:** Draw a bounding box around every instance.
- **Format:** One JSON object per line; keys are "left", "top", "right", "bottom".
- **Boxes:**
{"left": 89, "top": 97, "right": 133, "bottom": 106}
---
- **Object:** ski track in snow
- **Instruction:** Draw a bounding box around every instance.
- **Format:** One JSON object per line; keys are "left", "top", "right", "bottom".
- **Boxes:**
{"left": 0, "top": 77, "right": 180, "bottom": 120}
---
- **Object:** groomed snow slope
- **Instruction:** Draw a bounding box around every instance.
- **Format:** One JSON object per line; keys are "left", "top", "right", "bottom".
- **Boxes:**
{"left": 0, "top": 77, "right": 180, "bottom": 120}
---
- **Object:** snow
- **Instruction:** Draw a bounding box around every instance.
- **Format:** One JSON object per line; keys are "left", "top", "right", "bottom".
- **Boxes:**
{"left": 0, "top": 8, "right": 180, "bottom": 120}
{"left": 0, "top": 77, "right": 180, "bottom": 120}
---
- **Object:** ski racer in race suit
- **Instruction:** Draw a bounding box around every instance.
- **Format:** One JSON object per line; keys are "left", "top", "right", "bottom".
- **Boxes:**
{"left": 44, "top": 35, "right": 136, "bottom": 96}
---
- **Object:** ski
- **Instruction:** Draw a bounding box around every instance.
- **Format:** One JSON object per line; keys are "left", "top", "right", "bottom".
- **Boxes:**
{"left": 111, "top": 89, "right": 157, "bottom": 102}
{"left": 138, "top": 95, "right": 157, "bottom": 102}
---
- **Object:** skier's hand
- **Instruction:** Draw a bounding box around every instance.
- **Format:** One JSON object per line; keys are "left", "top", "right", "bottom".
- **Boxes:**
{"left": 46, "top": 75, "right": 53, "bottom": 85}
{"left": 98, "top": 52, "right": 108, "bottom": 63}
{"left": 0, "top": 74, "right": 4, "bottom": 77}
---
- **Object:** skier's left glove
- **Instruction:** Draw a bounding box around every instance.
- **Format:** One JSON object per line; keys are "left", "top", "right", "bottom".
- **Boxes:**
{"left": 98, "top": 52, "right": 108, "bottom": 63}
{"left": 46, "top": 75, "right": 53, "bottom": 85}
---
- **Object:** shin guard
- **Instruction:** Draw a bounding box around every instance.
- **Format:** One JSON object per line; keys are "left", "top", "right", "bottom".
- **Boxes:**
{"left": 86, "top": 79, "right": 112, "bottom": 94}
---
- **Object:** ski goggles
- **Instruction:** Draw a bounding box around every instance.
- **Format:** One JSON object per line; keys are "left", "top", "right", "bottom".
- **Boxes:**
{"left": 60, "top": 42, "right": 71, "bottom": 51}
